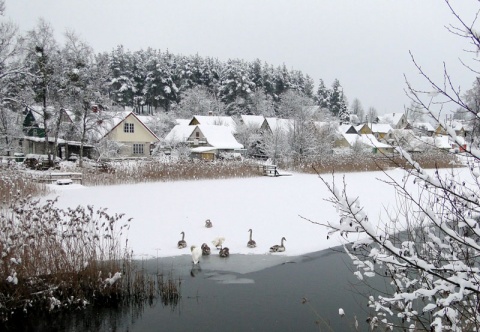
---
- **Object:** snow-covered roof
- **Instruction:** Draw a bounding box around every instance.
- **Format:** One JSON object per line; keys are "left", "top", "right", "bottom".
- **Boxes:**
{"left": 418, "top": 135, "right": 452, "bottom": 149}
{"left": 196, "top": 125, "right": 243, "bottom": 149}
{"left": 338, "top": 124, "right": 357, "bottom": 134}
{"left": 378, "top": 112, "right": 405, "bottom": 125}
{"left": 175, "top": 119, "right": 191, "bottom": 126}
{"left": 263, "top": 118, "right": 294, "bottom": 133}
{"left": 190, "top": 115, "right": 237, "bottom": 133}
{"left": 343, "top": 133, "right": 392, "bottom": 149}
{"left": 369, "top": 123, "right": 393, "bottom": 133}
{"left": 240, "top": 115, "right": 265, "bottom": 129}
{"left": 412, "top": 122, "right": 435, "bottom": 132}
{"left": 164, "top": 124, "right": 195, "bottom": 144}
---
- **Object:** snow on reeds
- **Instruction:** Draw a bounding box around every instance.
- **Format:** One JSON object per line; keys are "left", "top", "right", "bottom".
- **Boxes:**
{"left": 77, "top": 159, "right": 263, "bottom": 186}
{"left": 0, "top": 191, "right": 132, "bottom": 321}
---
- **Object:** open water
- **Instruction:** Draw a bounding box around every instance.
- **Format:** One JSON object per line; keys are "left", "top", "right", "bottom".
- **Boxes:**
{"left": 6, "top": 248, "right": 380, "bottom": 332}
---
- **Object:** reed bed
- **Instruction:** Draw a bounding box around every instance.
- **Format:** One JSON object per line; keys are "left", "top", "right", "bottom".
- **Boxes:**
{"left": 0, "top": 167, "right": 48, "bottom": 204}
{"left": 280, "top": 151, "right": 460, "bottom": 174}
{"left": 0, "top": 192, "right": 133, "bottom": 321}
{"left": 78, "top": 159, "right": 263, "bottom": 187}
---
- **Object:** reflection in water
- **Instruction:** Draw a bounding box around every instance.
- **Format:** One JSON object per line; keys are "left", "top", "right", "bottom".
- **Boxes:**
{"left": 5, "top": 248, "right": 386, "bottom": 332}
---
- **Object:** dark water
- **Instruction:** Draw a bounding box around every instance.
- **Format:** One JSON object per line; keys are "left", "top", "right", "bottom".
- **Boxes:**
{"left": 6, "top": 249, "right": 380, "bottom": 332}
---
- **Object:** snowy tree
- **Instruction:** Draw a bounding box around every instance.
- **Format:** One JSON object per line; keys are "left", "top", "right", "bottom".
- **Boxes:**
{"left": 0, "top": 107, "right": 22, "bottom": 155}
{"left": 366, "top": 106, "right": 378, "bottom": 124}
{"left": 308, "top": 2, "right": 480, "bottom": 330}
{"left": 315, "top": 78, "right": 330, "bottom": 111}
{"left": 258, "top": 126, "right": 289, "bottom": 164}
{"left": 24, "top": 19, "right": 62, "bottom": 163}
{"left": 175, "top": 86, "right": 224, "bottom": 118}
{"left": 405, "top": 101, "right": 425, "bottom": 123}
{"left": 351, "top": 98, "right": 365, "bottom": 123}
{"left": 329, "top": 79, "right": 347, "bottom": 117}
{"left": 248, "top": 90, "right": 275, "bottom": 116}
{"left": 61, "top": 31, "right": 110, "bottom": 167}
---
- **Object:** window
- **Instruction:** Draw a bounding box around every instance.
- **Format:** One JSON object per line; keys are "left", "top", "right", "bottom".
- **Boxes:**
{"left": 133, "top": 144, "right": 144, "bottom": 155}
{"left": 195, "top": 131, "right": 200, "bottom": 138}
{"left": 124, "top": 123, "right": 134, "bottom": 133}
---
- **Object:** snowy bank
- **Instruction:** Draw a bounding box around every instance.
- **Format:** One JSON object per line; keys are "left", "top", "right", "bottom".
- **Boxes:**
{"left": 47, "top": 168, "right": 467, "bottom": 263}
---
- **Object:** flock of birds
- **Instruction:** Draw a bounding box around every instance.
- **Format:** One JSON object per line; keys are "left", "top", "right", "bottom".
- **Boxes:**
{"left": 177, "top": 219, "right": 287, "bottom": 265}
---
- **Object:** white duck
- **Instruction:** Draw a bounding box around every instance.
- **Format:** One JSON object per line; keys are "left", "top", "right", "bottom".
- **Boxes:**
{"left": 191, "top": 245, "right": 202, "bottom": 264}
{"left": 269, "top": 237, "right": 286, "bottom": 252}
{"left": 177, "top": 231, "right": 187, "bottom": 249}
{"left": 212, "top": 237, "right": 225, "bottom": 249}
{"left": 247, "top": 229, "right": 256, "bottom": 248}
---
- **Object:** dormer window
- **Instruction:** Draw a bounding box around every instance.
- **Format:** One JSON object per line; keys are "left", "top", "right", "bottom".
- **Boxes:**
{"left": 124, "top": 123, "right": 134, "bottom": 133}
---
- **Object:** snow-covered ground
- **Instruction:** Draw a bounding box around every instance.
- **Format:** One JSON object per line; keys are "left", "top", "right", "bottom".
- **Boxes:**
{"left": 46, "top": 167, "right": 467, "bottom": 264}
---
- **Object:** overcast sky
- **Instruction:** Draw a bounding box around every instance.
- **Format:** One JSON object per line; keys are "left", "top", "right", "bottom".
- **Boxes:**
{"left": 5, "top": 0, "right": 479, "bottom": 115}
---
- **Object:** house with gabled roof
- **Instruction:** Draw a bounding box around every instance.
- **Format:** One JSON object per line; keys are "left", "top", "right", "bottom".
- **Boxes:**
{"left": 412, "top": 122, "right": 435, "bottom": 137}
{"left": 187, "top": 125, "right": 244, "bottom": 161}
{"left": 164, "top": 124, "right": 196, "bottom": 146}
{"left": 435, "top": 120, "right": 470, "bottom": 138}
{"left": 377, "top": 112, "right": 408, "bottom": 129}
{"left": 260, "top": 118, "right": 294, "bottom": 134}
{"left": 369, "top": 123, "right": 394, "bottom": 141}
{"left": 355, "top": 123, "right": 372, "bottom": 135}
{"left": 189, "top": 115, "right": 237, "bottom": 134}
{"left": 342, "top": 133, "right": 394, "bottom": 154}
{"left": 96, "top": 111, "right": 160, "bottom": 158}
{"left": 238, "top": 115, "right": 265, "bottom": 130}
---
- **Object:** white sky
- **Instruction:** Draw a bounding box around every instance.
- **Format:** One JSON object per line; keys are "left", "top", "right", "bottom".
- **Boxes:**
{"left": 5, "top": 0, "right": 480, "bottom": 115}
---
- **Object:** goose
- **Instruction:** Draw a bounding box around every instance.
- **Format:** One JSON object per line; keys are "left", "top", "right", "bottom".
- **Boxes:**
{"left": 247, "top": 229, "right": 256, "bottom": 248}
{"left": 219, "top": 246, "right": 230, "bottom": 257}
{"left": 201, "top": 243, "right": 211, "bottom": 255}
{"left": 205, "top": 219, "right": 213, "bottom": 228}
{"left": 177, "top": 231, "right": 187, "bottom": 249}
{"left": 212, "top": 237, "right": 225, "bottom": 249}
{"left": 191, "top": 245, "right": 202, "bottom": 264}
{"left": 269, "top": 237, "right": 286, "bottom": 252}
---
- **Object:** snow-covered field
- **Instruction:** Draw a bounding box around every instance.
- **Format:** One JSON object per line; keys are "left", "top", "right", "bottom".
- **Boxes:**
{"left": 46, "top": 167, "right": 467, "bottom": 262}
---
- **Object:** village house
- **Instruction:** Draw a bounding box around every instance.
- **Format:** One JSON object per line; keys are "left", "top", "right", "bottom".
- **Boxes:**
{"left": 189, "top": 115, "right": 237, "bottom": 134}
{"left": 96, "top": 111, "right": 160, "bottom": 158}
{"left": 377, "top": 112, "right": 409, "bottom": 129}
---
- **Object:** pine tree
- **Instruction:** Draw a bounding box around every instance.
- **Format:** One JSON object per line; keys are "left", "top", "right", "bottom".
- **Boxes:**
{"left": 315, "top": 79, "right": 330, "bottom": 110}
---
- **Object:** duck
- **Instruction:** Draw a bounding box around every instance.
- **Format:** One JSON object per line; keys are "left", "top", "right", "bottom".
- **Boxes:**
{"left": 212, "top": 236, "right": 225, "bottom": 249}
{"left": 269, "top": 237, "right": 286, "bottom": 252}
{"left": 177, "top": 231, "right": 187, "bottom": 249}
{"left": 191, "top": 245, "right": 202, "bottom": 264}
{"left": 247, "top": 229, "right": 256, "bottom": 248}
{"left": 205, "top": 219, "right": 213, "bottom": 228}
{"left": 201, "top": 243, "right": 211, "bottom": 255}
{"left": 219, "top": 246, "right": 230, "bottom": 257}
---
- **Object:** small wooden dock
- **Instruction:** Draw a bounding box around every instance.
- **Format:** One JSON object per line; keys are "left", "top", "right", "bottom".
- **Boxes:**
{"left": 36, "top": 172, "right": 83, "bottom": 185}
{"left": 259, "top": 165, "right": 282, "bottom": 177}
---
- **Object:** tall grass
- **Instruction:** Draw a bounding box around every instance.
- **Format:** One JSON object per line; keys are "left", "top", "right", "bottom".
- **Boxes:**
{"left": 280, "top": 151, "right": 460, "bottom": 174}
{"left": 77, "top": 159, "right": 263, "bottom": 186}
{"left": 0, "top": 193, "right": 131, "bottom": 320}
{"left": 0, "top": 168, "right": 48, "bottom": 204}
